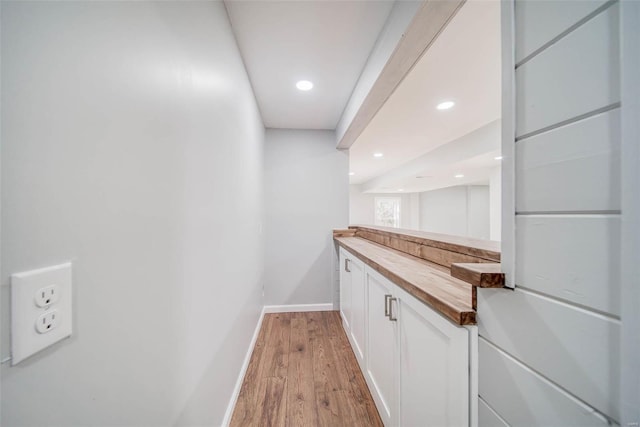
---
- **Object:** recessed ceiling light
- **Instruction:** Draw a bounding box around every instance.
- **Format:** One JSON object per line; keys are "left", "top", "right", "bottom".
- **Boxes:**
{"left": 494, "top": 156, "right": 503, "bottom": 160}
{"left": 296, "top": 80, "right": 314, "bottom": 91}
{"left": 454, "top": 174, "right": 464, "bottom": 178}
{"left": 436, "top": 101, "right": 455, "bottom": 110}
{"left": 349, "top": 172, "right": 355, "bottom": 176}
{"left": 373, "top": 152, "right": 384, "bottom": 158}
{"left": 397, "top": 189, "right": 404, "bottom": 192}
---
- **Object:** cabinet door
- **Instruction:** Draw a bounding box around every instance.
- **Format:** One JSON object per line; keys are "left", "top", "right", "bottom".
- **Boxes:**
{"left": 397, "top": 288, "right": 470, "bottom": 427}
{"left": 349, "top": 256, "right": 366, "bottom": 363}
{"left": 339, "top": 248, "right": 352, "bottom": 331}
{"left": 365, "top": 268, "right": 397, "bottom": 426}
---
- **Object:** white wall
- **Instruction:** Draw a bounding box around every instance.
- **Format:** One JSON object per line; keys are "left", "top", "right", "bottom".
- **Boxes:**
{"left": 480, "top": 1, "right": 622, "bottom": 425}
{"left": 264, "top": 129, "right": 348, "bottom": 306}
{"left": 418, "top": 186, "right": 490, "bottom": 240}
{"left": 489, "top": 166, "right": 501, "bottom": 241}
{"left": 1, "top": 2, "right": 264, "bottom": 425}
{"left": 349, "top": 186, "right": 419, "bottom": 229}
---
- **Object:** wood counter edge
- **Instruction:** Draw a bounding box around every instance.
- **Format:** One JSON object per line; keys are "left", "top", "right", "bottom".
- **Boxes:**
{"left": 334, "top": 237, "right": 476, "bottom": 326}
{"left": 348, "top": 225, "right": 501, "bottom": 262}
{"left": 450, "top": 263, "right": 505, "bottom": 288}
{"left": 333, "top": 229, "right": 356, "bottom": 238}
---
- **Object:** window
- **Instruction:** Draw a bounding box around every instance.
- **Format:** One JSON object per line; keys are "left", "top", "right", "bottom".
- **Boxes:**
{"left": 374, "top": 197, "right": 401, "bottom": 228}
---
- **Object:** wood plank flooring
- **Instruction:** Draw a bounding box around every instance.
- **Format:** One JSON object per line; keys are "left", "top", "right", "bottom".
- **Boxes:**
{"left": 230, "top": 311, "right": 383, "bottom": 427}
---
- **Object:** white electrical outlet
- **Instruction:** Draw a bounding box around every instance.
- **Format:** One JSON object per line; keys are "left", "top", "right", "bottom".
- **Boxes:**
{"left": 35, "top": 284, "right": 60, "bottom": 308}
{"left": 35, "top": 310, "right": 60, "bottom": 334}
{"left": 11, "top": 263, "right": 73, "bottom": 364}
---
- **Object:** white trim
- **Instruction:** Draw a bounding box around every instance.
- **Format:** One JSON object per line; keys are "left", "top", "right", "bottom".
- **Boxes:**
{"left": 336, "top": 0, "right": 465, "bottom": 149}
{"left": 467, "top": 325, "right": 479, "bottom": 427}
{"left": 620, "top": 1, "right": 640, "bottom": 425}
{"left": 500, "top": 0, "right": 516, "bottom": 288}
{"left": 221, "top": 306, "right": 266, "bottom": 427}
{"left": 263, "top": 303, "right": 334, "bottom": 314}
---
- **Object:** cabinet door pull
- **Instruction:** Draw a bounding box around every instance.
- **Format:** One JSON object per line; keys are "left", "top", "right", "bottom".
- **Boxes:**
{"left": 345, "top": 258, "right": 351, "bottom": 272}
{"left": 388, "top": 297, "right": 398, "bottom": 321}
{"left": 384, "top": 294, "right": 392, "bottom": 317}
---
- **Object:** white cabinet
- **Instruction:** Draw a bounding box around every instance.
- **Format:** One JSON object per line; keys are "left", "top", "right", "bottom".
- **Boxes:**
{"left": 339, "top": 248, "right": 366, "bottom": 362}
{"left": 339, "top": 247, "right": 476, "bottom": 427}
{"left": 365, "top": 268, "right": 397, "bottom": 426}
{"left": 349, "top": 255, "right": 366, "bottom": 362}
{"left": 396, "top": 284, "right": 470, "bottom": 427}
{"left": 339, "top": 248, "right": 352, "bottom": 330}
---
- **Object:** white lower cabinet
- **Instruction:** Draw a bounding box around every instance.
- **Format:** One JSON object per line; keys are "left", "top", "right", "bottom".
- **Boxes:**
{"left": 366, "top": 268, "right": 397, "bottom": 426}
{"left": 349, "top": 256, "right": 366, "bottom": 362}
{"left": 339, "top": 248, "right": 476, "bottom": 427}
{"left": 339, "top": 248, "right": 366, "bottom": 363}
{"left": 397, "top": 284, "right": 470, "bottom": 427}
{"left": 339, "top": 248, "right": 352, "bottom": 330}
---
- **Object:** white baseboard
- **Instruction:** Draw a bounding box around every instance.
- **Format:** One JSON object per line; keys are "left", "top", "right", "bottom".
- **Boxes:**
{"left": 221, "top": 305, "right": 266, "bottom": 427}
{"left": 264, "top": 303, "right": 334, "bottom": 313}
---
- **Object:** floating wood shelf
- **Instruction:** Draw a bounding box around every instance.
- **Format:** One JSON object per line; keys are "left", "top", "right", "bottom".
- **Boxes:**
{"left": 341, "top": 225, "right": 500, "bottom": 268}
{"left": 450, "top": 263, "right": 505, "bottom": 288}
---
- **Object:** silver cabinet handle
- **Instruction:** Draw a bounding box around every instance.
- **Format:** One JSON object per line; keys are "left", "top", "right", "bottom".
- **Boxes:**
{"left": 389, "top": 297, "right": 398, "bottom": 321}
{"left": 345, "top": 258, "right": 351, "bottom": 272}
{"left": 385, "top": 294, "right": 392, "bottom": 317}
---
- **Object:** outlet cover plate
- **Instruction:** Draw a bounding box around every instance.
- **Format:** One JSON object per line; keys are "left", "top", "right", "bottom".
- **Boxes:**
{"left": 11, "top": 263, "right": 73, "bottom": 364}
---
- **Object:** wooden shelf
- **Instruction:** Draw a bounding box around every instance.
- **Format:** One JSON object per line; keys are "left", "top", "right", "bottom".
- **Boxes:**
{"left": 337, "top": 226, "right": 499, "bottom": 270}
{"left": 450, "top": 263, "right": 505, "bottom": 288}
{"left": 348, "top": 225, "right": 500, "bottom": 263}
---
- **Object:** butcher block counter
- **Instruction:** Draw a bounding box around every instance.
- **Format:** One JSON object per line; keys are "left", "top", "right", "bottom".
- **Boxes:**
{"left": 333, "top": 225, "right": 504, "bottom": 326}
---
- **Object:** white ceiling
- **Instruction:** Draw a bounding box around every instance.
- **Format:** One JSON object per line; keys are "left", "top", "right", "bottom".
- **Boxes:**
{"left": 225, "top": 0, "right": 394, "bottom": 130}
{"left": 361, "top": 119, "right": 502, "bottom": 193}
{"left": 349, "top": 0, "right": 502, "bottom": 192}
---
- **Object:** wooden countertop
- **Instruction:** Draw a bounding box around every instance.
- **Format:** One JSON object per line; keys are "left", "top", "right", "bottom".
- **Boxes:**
{"left": 349, "top": 225, "right": 500, "bottom": 262}
{"left": 335, "top": 236, "right": 476, "bottom": 326}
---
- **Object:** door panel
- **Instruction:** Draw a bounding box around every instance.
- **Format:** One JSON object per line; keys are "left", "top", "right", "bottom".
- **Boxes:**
{"left": 350, "top": 257, "right": 366, "bottom": 362}
{"left": 398, "top": 293, "right": 469, "bottom": 427}
{"left": 366, "top": 270, "right": 396, "bottom": 426}
{"left": 339, "top": 248, "right": 352, "bottom": 331}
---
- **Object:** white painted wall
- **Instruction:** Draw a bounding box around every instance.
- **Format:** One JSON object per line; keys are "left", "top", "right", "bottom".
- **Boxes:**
{"left": 480, "top": 1, "right": 622, "bottom": 425}
{"left": 419, "top": 187, "right": 468, "bottom": 237}
{"left": 419, "top": 186, "right": 490, "bottom": 240}
{"left": 349, "top": 186, "right": 419, "bottom": 229}
{"left": 489, "top": 166, "right": 501, "bottom": 241}
{"left": 264, "top": 129, "right": 348, "bottom": 306}
{"left": 1, "top": 2, "right": 264, "bottom": 425}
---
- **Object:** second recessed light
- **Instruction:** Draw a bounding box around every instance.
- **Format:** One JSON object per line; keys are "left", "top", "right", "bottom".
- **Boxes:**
{"left": 373, "top": 152, "right": 384, "bottom": 158}
{"left": 296, "top": 80, "right": 314, "bottom": 91}
{"left": 437, "top": 101, "right": 455, "bottom": 110}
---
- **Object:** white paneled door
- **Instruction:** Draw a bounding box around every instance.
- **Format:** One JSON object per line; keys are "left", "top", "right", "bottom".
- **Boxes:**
{"left": 366, "top": 269, "right": 397, "bottom": 426}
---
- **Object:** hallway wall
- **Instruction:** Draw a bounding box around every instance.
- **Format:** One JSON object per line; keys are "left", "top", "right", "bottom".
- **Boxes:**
{"left": 1, "top": 2, "right": 265, "bottom": 425}
{"left": 479, "top": 1, "right": 621, "bottom": 425}
{"left": 419, "top": 185, "right": 490, "bottom": 240}
{"left": 263, "top": 129, "right": 349, "bottom": 307}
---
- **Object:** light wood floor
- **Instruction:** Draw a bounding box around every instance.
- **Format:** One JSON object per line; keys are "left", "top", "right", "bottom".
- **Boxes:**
{"left": 230, "top": 311, "right": 383, "bottom": 427}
